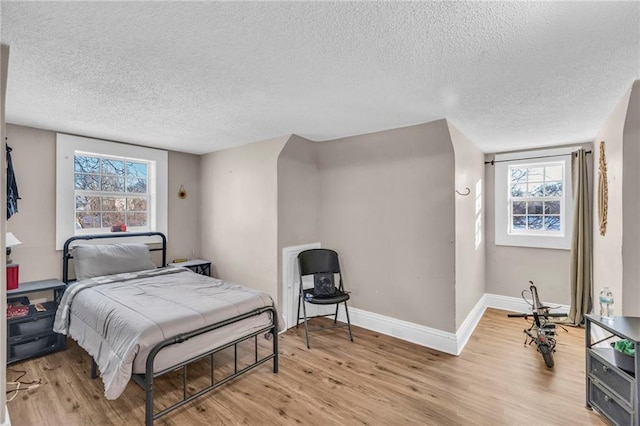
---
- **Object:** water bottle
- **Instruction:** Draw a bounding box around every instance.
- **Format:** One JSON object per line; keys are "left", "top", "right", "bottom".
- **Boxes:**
{"left": 599, "top": 287, "right": 614, "bottom": 320}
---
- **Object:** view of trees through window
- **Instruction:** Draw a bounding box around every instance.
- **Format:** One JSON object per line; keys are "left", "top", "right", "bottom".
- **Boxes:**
{"left": 74, "top": 154, "right": 149, "bottom": 230}
{"left": 509, "top": 163, "right": 563, "bottom": 233}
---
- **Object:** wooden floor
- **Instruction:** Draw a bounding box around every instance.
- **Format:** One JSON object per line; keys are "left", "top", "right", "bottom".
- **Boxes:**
{"left": 7, "top": 308, "right": 607, "bottom": 425}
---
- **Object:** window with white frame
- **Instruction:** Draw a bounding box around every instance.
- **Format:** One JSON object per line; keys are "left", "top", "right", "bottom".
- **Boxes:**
{"left": 74, "top": 154, "right": 150, "bottom": 231}
{"left": 494, "top": 148, "right": 575, "bottom": 250}
{"left": 56, "top": 133, "right": 168, "bottom": 250}
{"left": 508, "top": 162, "right": 564, "bottom": 235}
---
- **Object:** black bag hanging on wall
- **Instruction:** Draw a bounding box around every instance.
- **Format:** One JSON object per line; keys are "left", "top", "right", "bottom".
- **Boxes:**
{"left": 7, "top": 143, "right": 20, "bottom": 219}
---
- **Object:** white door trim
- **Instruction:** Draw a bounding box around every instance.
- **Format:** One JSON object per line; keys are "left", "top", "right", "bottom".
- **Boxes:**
{"left": 1, "top": 405, "right": 10, "bottom": 426}
{"left": 282, "top": 242, "right": 321, "bottom": 329}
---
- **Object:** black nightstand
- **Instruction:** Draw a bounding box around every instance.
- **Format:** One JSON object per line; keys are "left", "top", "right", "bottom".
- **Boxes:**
{"left": 6, "top": 279, "right": 66, "bottom": 364}
{"left": 585, "top": 314, "right": 640, "bottom": 425}
{"left": 169, "top": 259, "right": 212, "bottom": 276}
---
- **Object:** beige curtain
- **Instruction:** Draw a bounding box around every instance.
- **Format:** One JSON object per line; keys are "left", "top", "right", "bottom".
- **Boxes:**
{"left": 568, "top": 149, "right": 592, "bottom": 325}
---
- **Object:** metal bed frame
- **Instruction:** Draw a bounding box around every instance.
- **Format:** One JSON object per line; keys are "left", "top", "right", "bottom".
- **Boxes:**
{"left": 62, "top": 232, "right": 279, "bottom": 425}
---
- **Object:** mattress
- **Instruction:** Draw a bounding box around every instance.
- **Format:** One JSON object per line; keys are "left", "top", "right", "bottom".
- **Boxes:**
{"left": 54, "top": 267, "right": 278, "bottom": 400}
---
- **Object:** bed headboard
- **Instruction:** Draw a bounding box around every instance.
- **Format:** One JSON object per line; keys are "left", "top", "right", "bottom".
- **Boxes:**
{"left": 62, "top": 232, "right": 167, "bottom": 284}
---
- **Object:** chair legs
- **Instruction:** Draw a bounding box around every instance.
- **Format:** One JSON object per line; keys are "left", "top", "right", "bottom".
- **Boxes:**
{"left": 298, "top": 298, "right": 354, "bottom": 349}
{"left": 296, "top": 291, "right": 302, "bottom": 329}
{"left": 302, "top": 296, "right": 311, "bottom": 349}
{"left": 343, "top": 301, "right": 354, "bottom": 342}
{"left": 296, "top": 291, "right": 312, "bottom": 348}
{"left": 333, "top": 301, "right": 352, "bottom": 341}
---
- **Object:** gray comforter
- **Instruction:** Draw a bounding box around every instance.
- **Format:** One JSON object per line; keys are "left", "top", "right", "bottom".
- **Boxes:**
{"left": 54, "top": 267, "right": 278, "bottom": 400}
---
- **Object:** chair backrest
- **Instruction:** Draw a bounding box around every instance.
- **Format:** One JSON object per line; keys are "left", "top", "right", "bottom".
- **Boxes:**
{"left": 298, "top": 249, "right": 343, "bottom": 295}
{"left": 298, "top": 249, "right": 340, "bottom": 276}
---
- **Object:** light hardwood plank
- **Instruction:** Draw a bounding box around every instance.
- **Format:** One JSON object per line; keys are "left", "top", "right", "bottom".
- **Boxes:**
{"left": 7, "top": 308, "right": 606, "bottom": 425}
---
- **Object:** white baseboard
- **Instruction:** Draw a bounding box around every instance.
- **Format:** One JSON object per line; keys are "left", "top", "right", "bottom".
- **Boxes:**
{"left": 325, "top": 293, "right": 571, "bottom": 356}
{"left": 484, "top": 293, "right": 570, "bottom": 314}
{"left": 336, "top": 305, "right": 459, "bottom": 355}
{"left": 454, "top": 295, "right": 488, "bottom": 354}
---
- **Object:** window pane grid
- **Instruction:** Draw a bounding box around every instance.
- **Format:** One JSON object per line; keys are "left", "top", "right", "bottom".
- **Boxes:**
{"left": 509, "top": 163, "right": 564, "bottom": 234}
{"left": 74, "top": 156, "right": 148, "bottom": 194}
{"left": 74, "top": 154, "right": 149, "bottom": 231}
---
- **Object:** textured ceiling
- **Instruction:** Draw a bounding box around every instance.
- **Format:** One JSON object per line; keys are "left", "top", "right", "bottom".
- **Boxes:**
{"left": 1, "top": 2, "right": 639, "bottom": 155}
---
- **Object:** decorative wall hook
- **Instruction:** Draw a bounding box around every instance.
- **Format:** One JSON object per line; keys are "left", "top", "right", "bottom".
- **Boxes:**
{"left": 178, "top": 185, "right": 187, "bottom": 199}
{"left": 456, "top": 187, "right": 471, "bottom": 196}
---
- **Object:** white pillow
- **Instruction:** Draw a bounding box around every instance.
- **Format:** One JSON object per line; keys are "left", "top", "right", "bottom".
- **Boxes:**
{"left": 73, "top": 243, "right": 157, "bottom": 280}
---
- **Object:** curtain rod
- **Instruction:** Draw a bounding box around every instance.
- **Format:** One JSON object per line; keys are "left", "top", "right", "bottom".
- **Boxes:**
{"left": 484, "top": 150, "right": 592, "bottom": 166}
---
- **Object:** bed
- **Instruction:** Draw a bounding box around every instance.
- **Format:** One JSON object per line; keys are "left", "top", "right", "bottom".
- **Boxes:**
{"left": 53, "top": 232, "right": 279, "bottom": 425}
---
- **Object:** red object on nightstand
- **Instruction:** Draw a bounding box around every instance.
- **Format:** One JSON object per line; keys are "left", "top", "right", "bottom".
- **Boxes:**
{"left": 6, "top": 264, "right": 19, "bottom": 290}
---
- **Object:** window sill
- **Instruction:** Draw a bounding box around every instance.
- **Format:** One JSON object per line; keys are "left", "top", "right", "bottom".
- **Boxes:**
{"left": 495, "top": 234, "right": 571, "bottom": 250}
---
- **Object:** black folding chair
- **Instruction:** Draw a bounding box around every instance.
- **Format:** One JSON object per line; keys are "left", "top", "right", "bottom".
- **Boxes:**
{"left": 296, "top": 249, "right": 354, "bottom": 349}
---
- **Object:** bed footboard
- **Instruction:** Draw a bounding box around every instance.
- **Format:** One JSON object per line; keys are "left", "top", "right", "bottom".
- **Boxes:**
{"left": 127, "top": 305, "right": 279, "bottom": 426}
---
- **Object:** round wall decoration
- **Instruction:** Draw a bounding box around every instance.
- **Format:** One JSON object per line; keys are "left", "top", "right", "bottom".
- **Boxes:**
{"left": 178, "top": 185, "right": 187, "bottom": 199}
{"left": 598, "top": 141, "right": 608, "bottom": 236}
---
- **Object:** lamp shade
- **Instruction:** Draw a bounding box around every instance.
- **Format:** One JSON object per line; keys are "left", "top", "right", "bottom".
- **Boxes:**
{"left": 6, "top": 232, "right": 21, "bottom": 248}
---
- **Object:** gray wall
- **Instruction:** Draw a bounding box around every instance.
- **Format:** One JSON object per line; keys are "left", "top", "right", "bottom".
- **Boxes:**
{"left": 622, "top": 80, "right": 640, "bottom": 316}
{"left": 5, "top": 124, "right": 201, "bottom": 282}
{"left": 449, "top": 122, "right": 486, "bottom": 328}
{"left": 316, "top": 120, "right": 457, "bottom": 332}
{"left": 167, "top": 150, "right": 202, "bottom": 262}
{"left": 200, "top": 135, "right": 289, "bottom": 300}
{"left": 275, "top": 120, "right": 483, "bottom": 333}
{"left": 276, "top": 134, "right": 320, "bottom": 252}
{"left": 5, "top": 125, "right": 59, "bottom": 281}
{"left": 276, "top": 134, "right": 320, "bottom": 307}
{"left": 592, "top": 86, "right": 631, "bottom": 311}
